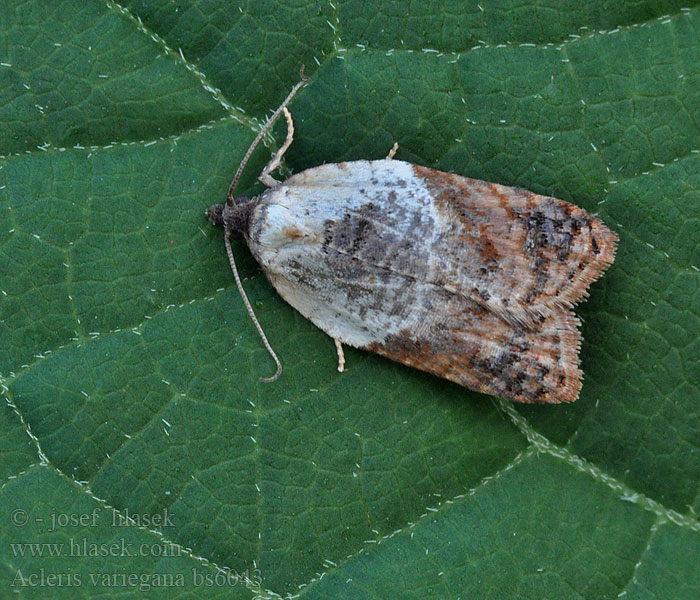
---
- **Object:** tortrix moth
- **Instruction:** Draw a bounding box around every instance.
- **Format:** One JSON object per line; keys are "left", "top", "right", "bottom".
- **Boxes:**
{"left": 206, "top": 72, "right": 617, "bottom": 403}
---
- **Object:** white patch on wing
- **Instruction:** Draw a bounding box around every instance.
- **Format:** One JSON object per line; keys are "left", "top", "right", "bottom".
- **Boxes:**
{"left": 246, "top": 160, "right": 444, "bottom": 347}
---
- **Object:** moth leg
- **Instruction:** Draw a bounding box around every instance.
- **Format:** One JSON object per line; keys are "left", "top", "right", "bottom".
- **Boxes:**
{"left": 259, "top": 107, "right": 295, "bottom": 189}
{"left": 386, "top": 142, "right": 398, "bottom": 160}
{"left": 334, "top": 339, "right": 345, "bottom": 373}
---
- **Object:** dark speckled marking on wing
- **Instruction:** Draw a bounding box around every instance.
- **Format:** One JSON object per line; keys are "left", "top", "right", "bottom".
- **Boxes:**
{"left": 412, "top": 164, "right": 617, "bottom": 329}
{"left": 367, "top": 292, "right": 583, "bottom": 404}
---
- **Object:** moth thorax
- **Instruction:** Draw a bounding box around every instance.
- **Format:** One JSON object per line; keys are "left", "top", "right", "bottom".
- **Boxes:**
{"left": 205, "top": 195, "right": 254, "bottom": 239}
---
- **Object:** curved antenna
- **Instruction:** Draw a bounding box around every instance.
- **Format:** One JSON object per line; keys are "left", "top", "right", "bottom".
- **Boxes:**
{"left": 224, "top": 230, "right": 282, "bottom": 382}
{"left": 226, "top": 66, "right": 309, "bottom": 205}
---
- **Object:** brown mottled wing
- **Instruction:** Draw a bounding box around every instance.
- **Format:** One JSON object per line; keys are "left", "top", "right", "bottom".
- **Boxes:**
{"left": 366, "top": 287, "right": 584, "bottom": 403}
{"left": 249, "top": 160, "right": 617, "bottom": 403}
{"left": 412, "top": 165, "right": 617, "bottom": 330}
{"left": 368, "top": 165, "right": 616, "bottom": 402}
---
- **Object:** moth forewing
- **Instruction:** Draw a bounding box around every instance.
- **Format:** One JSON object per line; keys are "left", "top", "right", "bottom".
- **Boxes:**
{"left": 242, "top": 160, "right": 616, "bottom": 404}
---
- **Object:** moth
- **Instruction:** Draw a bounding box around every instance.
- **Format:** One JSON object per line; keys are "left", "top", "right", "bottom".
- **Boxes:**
{"left": 207, "top": 72, "right": 617, "bottom": 403}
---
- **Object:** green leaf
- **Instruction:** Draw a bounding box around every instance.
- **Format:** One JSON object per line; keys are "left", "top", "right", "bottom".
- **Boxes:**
{"left": 1, "top": 1, "right": 699, "bottom": 598}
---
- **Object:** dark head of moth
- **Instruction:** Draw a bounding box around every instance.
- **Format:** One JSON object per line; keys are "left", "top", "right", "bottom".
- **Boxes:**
{"left": 207, "top": 71, "right": 617, "bottom": 403}
{"left": 205, "top": 196, "right": 252, "bottom": 239}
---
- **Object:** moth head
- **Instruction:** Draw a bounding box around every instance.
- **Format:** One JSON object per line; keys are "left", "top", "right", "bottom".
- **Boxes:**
{"left": 205, "top": 195, "right": 254, "bottom": 239}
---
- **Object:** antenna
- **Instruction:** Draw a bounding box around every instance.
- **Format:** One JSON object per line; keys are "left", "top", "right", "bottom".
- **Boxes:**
{"left": 223, "top": 67, "right": 308, "bottom": 382}
{"left": 225, "top": 231, "right": 282, "bottom": 382}
{"left": 226, "top": 66, "right": 309, "bottom": 205}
